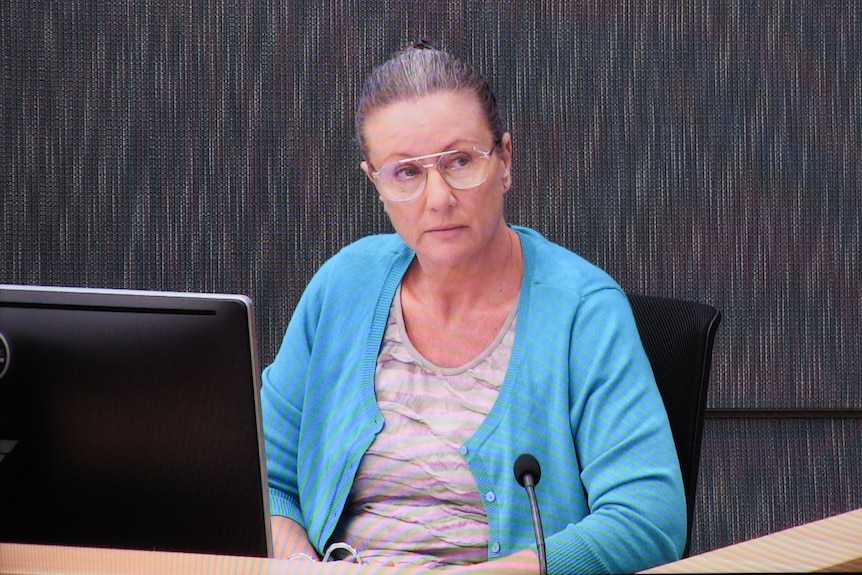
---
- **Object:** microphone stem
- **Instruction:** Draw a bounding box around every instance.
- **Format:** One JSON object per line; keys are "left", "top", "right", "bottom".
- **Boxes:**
{"left": 524, "top": 475, "right": 547, "bottom": 575}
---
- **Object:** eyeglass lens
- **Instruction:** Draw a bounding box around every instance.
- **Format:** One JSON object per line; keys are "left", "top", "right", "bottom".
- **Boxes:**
{"left": 375, "top": 148, "right": 490, "bottom": 201}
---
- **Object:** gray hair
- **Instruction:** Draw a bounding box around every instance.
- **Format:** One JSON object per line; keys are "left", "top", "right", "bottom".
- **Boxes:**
{"left": 355, "top": 42, "right": 505, "bottom": 159}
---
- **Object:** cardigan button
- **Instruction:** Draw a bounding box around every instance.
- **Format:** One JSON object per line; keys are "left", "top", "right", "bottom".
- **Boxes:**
{"left": 459, "top": 445, "right": 469, "bottom": 456}
{"left": 489, "top": 541, "right": 501, "bottom": 553}
{"left": 484, "top": 491, "right": 496, "bottom": 503}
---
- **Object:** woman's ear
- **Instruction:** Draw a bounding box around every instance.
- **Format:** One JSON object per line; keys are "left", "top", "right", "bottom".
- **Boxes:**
{"left": 500, "top": 132, "right": 513, "bottom": 191}
{"left": 361, "top": 161, "right": 386, "bottom": 203}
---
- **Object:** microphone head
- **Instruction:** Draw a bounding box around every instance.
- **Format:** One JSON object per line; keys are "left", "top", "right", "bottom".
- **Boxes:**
{"left": 513, "top": 453, "right": 542, "bottom": 487}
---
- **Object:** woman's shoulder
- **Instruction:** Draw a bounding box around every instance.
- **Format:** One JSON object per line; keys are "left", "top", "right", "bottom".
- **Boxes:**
{"left": 335, "top": 233, "right": 409, "bottom": 258}
{"left": 514, "top": 226, "right": 622, "bottom": 298}
{"left": 306, "top": 233, "right": 412, "bottom": 294}
{"left": 320, "top": 233, "right": 411, "bottom": 271}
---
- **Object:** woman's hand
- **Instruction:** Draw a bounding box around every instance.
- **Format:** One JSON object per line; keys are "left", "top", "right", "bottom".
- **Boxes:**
{"left": 441, "top": 549, "right": 540, "bottom": 574}
{"left": 271, "top": 515, "right": 318, "bottom": 560}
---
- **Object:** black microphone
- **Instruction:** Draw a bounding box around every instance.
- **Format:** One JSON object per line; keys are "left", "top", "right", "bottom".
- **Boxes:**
{"left": 514, "top": 453, "right": 547, "bottom": 575}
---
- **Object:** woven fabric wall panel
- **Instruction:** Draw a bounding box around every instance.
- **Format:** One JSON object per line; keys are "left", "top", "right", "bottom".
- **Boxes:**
{"left": 2, "top": 0, "right": 860, "bottom": 555}
{"left": 694, "top": 417, "right": 862, "bottom": 555}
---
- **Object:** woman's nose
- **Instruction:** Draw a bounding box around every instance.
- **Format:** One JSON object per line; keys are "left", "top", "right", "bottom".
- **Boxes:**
{"left": 423, "top": 165, "right": 455, "bottom": 208}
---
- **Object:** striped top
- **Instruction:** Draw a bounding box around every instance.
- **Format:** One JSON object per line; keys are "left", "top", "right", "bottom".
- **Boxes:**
{"left": 330, "top": 285, "right": 518, "bottom": 568}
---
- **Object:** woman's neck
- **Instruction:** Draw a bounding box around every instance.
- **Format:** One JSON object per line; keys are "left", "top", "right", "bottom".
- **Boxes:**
{"left": 404, "top": 225, "right": 523, "bottom": 314}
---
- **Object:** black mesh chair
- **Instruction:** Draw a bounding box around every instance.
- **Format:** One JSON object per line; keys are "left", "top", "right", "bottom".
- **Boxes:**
{"left": 627, "top": 294, "right": 722, "bottom": 557}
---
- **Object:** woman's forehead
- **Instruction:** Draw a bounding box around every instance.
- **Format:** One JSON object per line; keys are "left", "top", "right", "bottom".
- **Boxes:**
{"left": 362, "top": 91, "right": 491, "bottom": 157}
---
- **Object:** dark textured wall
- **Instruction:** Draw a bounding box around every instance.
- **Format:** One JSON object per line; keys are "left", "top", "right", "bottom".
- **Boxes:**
{"left": 2, "top": 1, "right": 860, "bottom": 556}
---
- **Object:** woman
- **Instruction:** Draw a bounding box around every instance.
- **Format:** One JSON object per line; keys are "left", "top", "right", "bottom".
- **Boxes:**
{"left": 262, "top": 43, "right": 686, "bottom": 574}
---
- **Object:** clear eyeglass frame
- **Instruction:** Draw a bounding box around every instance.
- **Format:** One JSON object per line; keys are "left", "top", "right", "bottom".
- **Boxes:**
{"left": 369, "top": 146, "right": 494, "bottom": 202}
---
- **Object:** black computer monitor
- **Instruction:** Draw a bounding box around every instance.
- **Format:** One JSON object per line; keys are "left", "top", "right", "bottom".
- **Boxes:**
{"left": 0, "top": 285, "right": 272, "bottom": 557}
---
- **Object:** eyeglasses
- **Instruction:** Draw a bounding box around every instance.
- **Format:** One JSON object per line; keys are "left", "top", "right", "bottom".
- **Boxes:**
{"left": 369, "top": 146, "right": 494, "bottom": 202}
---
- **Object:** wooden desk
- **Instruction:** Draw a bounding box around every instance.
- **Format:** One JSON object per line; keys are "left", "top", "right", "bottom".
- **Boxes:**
{"left": 643, "top": 507, "right": 862, "bottom": 573}
{"left": 0, "top": 543, "right": 429, "bottom": 575}
{"left": 5, "top": 509, "right": 861, "bottom": 574}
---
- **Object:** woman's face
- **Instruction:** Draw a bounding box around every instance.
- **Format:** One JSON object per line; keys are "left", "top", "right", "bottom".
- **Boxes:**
{"left": 361, "top": 90, "right": 513, "bottom": 270}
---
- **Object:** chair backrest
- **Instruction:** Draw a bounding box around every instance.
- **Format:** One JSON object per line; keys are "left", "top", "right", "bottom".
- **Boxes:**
{"left": 627, "top": 294, "right": 722, "bottom": 557}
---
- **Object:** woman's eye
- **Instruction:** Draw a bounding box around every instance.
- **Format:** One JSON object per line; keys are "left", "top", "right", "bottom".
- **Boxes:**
{"left": 392, "top": 164, "right": 422, "bottom": 180}
{"left": 444, "top": 152, "right": 473, "bottom": 170}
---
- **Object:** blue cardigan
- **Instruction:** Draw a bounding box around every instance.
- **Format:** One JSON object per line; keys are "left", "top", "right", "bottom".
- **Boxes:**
{"left": 262, "top": 226, "right": 686, "bottom": 574}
